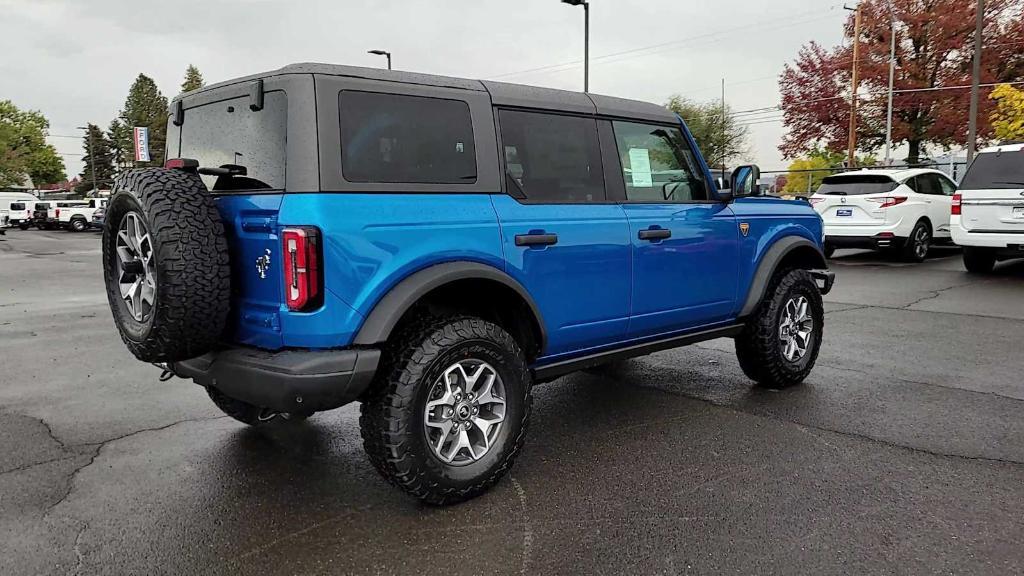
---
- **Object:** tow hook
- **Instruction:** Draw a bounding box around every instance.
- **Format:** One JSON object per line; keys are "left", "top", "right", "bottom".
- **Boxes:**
{"left": 153, "top": 362, "right": 176, "bottom": 382}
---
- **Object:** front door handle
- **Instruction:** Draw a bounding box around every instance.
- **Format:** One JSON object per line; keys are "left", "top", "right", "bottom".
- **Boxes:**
{"left": 638, "top": 228, "right": 672, "bottom": 241}
{"left": 515, "top": 233, "right": 558, "bottom": 247}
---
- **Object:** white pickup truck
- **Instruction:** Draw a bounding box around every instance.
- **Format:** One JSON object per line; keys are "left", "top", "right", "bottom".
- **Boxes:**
{"left": 58, "top": 198, "right": 108, "bottom": 232}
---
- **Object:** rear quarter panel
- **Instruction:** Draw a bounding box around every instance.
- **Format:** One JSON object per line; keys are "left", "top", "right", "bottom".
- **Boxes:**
{"left": 276, "top": 193, "right": 505, "bottom": 348}
{"left": 728, "top": 197, "right": 825, "bottom": 315}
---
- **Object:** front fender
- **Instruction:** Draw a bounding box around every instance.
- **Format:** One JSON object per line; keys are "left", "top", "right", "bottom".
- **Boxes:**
{"left": 739, "top": 235, "right": 827, "bottom": 317}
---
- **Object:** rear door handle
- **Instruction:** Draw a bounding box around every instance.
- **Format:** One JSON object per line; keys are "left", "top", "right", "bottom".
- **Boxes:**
{"left": 515, "top": 233, "right": 558, "bottom": 247}
{"left": 638, "top": 228, "right": 672, "bottom": 241}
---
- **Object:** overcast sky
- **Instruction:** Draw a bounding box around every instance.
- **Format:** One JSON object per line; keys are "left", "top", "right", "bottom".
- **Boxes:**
{"left": 1, "top": 0, "right": 850, "bottom": 180}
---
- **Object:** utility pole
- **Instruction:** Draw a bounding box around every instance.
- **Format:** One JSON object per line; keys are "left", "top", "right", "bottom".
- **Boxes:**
{"left": 845, "top": 3, "right": 863, "bottom": 169}
{"left": 967, "top": 0, "right": 985, "bottom": 164}
{"left": 884, "top": 4, "right": 897, "bottom": 165}
{"left": 721, "top": 78, "right": 727, "bottom": 177}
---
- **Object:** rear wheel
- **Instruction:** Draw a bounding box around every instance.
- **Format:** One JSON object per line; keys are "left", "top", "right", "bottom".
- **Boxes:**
{"left": 900, "top": 220, "right": 931, "bottom": 262}
{"left": 18, "top": 222, "right": 30, "bottom": 230}
{"left": 70, "top": 217, "right": 87, "bottom": 232}
{"left": 360, "top": 316, "right": 532, "bottom": 505}
{"left": 735, "top": 269, "right": 824, "bottom": 389}
{"left": 962, "top": 246, "right": 997, "bottom": 274}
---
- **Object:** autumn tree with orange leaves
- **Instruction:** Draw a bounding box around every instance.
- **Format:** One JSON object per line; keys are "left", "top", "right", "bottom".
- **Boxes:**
{"left": 779, "top": 0, "right": 1024, "bottom": 165}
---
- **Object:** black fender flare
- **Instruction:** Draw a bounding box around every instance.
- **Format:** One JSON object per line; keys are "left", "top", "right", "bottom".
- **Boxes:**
{"left": 739, "top": 237, "right": 827, "bottom": 317}
{"left": 352, "top": 261, "right": 547, "bottom": 350}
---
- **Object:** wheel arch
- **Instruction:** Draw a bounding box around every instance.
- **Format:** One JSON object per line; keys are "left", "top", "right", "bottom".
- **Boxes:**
{"left": 353, "top": 262, "right": 547, "bottom": 360}
{"left": 739, "top": 236, "right": 827, "bottom": 317}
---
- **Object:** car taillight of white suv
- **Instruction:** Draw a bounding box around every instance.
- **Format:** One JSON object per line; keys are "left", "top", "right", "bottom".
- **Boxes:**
{"left": 951, "top": 143, "right": 1024, "bottom": 273}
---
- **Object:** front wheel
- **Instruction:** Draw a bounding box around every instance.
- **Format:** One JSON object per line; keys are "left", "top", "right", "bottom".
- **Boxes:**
{"left": 900, "top": 221, "right": 931, "bottom": 262}
{"left": 735, "top": 269, "right": 824, "bottom": 389}
{"left": 360, "top": 316, "right": 532, "bottom": 505}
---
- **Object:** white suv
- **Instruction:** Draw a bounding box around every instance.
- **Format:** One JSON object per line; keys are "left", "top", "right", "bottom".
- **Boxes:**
{"left": 810, "top": 169, "right": 957, "bottom": 262}
{"left": 951, "top": 143, "right": 1024, "bottom": 273}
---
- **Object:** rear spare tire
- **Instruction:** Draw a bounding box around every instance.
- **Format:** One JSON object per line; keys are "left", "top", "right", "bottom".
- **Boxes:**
{"left": 102, "top": 168, "right": 230, "bottom": 362}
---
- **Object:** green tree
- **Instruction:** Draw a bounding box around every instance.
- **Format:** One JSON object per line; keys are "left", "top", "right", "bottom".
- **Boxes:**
{"left": 783, "top": 148, "right": 877, "bottom": 194}
{"left": 990, "top": 83, "right": 1024, "bottom": 142}
{"left": 75, "top": 123, "right": 115, "bottom": 193}
{"left": 665, "top": 95, "right": 749, "bottom": 169}
{"left": 107, "top": 118, "right": 132, "bottom": 171}
{"left": 118, "top": 74, "right": 168, "bottom": 168}
{"left": 0, "top": 100, "right": 66, "bottom": 187}
{"left": 180, "top": 64, "right": 205, "bottom": 93}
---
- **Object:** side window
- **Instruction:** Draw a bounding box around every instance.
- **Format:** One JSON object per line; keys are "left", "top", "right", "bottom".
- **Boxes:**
{"left": 612, "top": 121, "right": 709, "bottom": 202}
{"left": 917, "top": 174, "right": 943, "bottom": 195}
{"left": 938, "top": 175, "right": 957, "bottom": 196}
{"left": 180, "top": 91, "right": 288, "bottom": 191}
{"left": 904, "top": 176, "right": 919, "bottom": 193}
{"left": 497, "top": 109, "right": 605, "bottom": 203}
{"left": 10, "top": 203, "right": 24, "bottom": 211}
{"left": 339, "top": 91, "right": 476, "bottom": 184}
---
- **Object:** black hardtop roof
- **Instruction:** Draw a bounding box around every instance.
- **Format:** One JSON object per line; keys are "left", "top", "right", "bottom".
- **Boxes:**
{"left": 174, "top": 62, "right": 678, "bottom": 124}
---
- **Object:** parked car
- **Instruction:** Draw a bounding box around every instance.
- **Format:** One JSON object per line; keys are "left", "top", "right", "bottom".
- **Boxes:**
{"left": 0, "top": 209, "right": 8, "bottom": 234}
{"left": 0, "top": 192, "right": 39, "bottom": 230}
{"left": 58, "top": 198, "right": 107, "bottom": 231}
{"left": 810, "top": 169, "right": 957, "bottom": 261}
{"left": 100, "top": 63, "right": 834, "bottom": 505}
{"left": 951, "top": 142, "right": 1024, "bottom": 272}
{"left": 91, "top": 207, "right": 106, "bottom": 229}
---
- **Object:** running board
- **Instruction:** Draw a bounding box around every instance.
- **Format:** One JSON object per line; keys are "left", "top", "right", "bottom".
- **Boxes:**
{"left": 531, "top": 323, "right": 745, "bottom": 382}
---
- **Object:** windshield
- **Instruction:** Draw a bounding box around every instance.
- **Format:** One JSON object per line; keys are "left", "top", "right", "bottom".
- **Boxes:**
{"left": 960, "top": 150, "right": 1024, "bottom": 190}
{"left": 816, "top": 174, "right": 898, "bottom": 195}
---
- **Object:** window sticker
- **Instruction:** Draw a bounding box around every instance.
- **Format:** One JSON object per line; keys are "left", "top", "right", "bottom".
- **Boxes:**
{"left": 628, "top": 148, "right": 653, "bottom": 187}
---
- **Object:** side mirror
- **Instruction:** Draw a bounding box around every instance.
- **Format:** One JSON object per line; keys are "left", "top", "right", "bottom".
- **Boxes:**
{"left": 730, "top": 165, "right": 762, "bottom": 198}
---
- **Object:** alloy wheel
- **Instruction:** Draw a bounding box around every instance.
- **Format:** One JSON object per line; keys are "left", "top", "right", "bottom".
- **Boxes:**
{"left": 423, "top": 359, "right": 507, "bottom": 465}
{"left": 779, "top": 296, "right": 813, "bottom": 362}
{"left": 914, "top": 226, "right": 930, "bottom": 259}
{"left": 115, "top": 212, "right": 156, "bottom": 322}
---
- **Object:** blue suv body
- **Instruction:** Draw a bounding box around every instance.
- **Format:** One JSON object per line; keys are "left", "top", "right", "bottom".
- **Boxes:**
{"left": 103, "top": 64, "right": 832, "bottom": 504}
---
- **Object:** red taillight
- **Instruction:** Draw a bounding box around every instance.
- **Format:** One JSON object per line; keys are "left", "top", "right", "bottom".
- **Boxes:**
{"left": 866, "top": 196, "right": 907, "bottom": 209}
{"left": 951, "top": 193, "right": 962, "bottom": 215}
{"left": 808, "top": 197, "right": 825, "bottom": 206}
{"left": 55, "top": 208, "right": 60, "bottom": 217}
{"left": 281, "top": 227, "right": 322, "bottom": 312}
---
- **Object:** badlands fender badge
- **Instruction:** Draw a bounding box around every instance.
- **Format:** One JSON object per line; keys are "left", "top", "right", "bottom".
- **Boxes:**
{"left": 739, "top": 222, "right": 750, "bottom": 237}
{"left": 256, "top": 249, "right": 271, "bottom": 279}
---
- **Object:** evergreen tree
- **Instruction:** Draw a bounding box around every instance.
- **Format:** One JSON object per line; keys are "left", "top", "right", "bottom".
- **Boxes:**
{"left": 118, "top": 74, "right": 168, "bottom": 168}
{"left": 107, "top": 118, "right": 132, "bottom": 172}
{"left": 75, "top": 123, "right": 115, "bottom": 193}
{"left": 181, "top": 64, "right": 205, "bottom": 93}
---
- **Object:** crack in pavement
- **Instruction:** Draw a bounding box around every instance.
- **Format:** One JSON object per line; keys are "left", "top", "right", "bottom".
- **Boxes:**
{"left": 899, "top": 279, "right": 984, "bottom": 309}
{"left": 68, "top": 519, "right": 88, "bottom": 576}
{"left": 44, "top": 415, "right": 229, "bottom": 513}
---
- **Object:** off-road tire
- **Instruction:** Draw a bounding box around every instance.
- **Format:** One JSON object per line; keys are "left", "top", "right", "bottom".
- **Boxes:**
{"left": 899, "top": 220, "right": 931, "bottom": 263}
{"left": 962, "top": 246, "right": 996, "bottom": 274}
{"left": 359, "top": 315, "right": 532, "bottom": 505}
{"left": 206, "top": 387, "right": 310, "bottom": 426}
{"left": 70, "top": 217, "right": 87, "bottom": 232}
{"left": 102, "top": 168, "right": 230, "bottom": 362}
{"left": 735, "top": 268, "right": 824, "bottom": 388}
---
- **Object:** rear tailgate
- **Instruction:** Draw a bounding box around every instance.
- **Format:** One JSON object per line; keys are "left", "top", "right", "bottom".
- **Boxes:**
{"left": 958, "top": 149, "right": 1024, "bottom": 233}
{"left": 812, "top": 174, "right": 899, "bottom": 226}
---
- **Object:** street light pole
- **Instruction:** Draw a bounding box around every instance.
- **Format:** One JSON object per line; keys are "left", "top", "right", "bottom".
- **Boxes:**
{"left": 967, "top": 0, "right": 985, "bottom": 164}
{"left": 561, "top": 0, "right": 589, "bottom": 93}
{"left": 368, "top": 49, "right": 392, "bottom": 70}
{"left": 76, "top": 125, "right": 97, "bottom": 194}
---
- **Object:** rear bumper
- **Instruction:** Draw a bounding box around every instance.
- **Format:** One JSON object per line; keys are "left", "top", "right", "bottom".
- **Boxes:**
{"left": 170, "top": 346, "right": 381, "bottom": 413}
{"left": 951, "top": 220, "right": 1024, "bottom": 249}
{"left": 825, "top": 234, "right": 904, "bottom": 250}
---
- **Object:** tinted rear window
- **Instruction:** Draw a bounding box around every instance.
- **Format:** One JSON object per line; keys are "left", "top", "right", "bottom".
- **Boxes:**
{"left": 339, "top": 91, "right": 476, "bottom": 184}
{"left": 960, "top": 150, "right": 1024, "bottom": 190}
{"left": 35, "top": 203, "right": 48, "bottom": 210}
{"left": 10, "top": 203, "right": 25, "bottom": 210}
{"left": 817, "top": 175, "right": 897, "bottom": 195}
{"left": 179, "top": 91, "right": 288, "bottom": 191}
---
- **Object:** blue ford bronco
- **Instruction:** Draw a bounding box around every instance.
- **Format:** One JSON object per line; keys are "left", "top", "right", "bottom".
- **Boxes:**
{"left": 102, "top": 63, "right": 834, "bottom": 505}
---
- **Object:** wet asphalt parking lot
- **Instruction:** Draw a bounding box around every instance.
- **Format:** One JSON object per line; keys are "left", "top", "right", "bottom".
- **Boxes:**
{"left": 1, "top": 228, "right": 1023, "bottom": 575}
